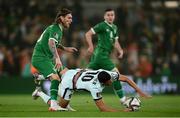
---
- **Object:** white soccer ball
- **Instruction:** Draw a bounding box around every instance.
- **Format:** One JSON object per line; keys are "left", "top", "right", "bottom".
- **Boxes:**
{"left": 125, "top": 97, "right": 141, "bottom": 111}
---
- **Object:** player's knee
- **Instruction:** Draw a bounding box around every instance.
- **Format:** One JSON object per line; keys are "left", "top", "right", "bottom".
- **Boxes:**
{"left": 50, "top": 74, "right": 60, "bottom": 81}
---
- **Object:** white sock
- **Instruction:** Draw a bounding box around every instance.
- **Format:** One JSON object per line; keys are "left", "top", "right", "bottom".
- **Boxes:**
{"left": 120, "top": 96, "right": 126, "bottom": 103}
{"left": 37, "top": 91, "right": 50, "bottom": 104}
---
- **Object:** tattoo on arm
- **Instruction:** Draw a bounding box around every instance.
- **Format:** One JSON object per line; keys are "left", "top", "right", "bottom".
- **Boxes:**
{"left": 48, "top": 39, "right": 59, "bottom": 58}
{"left": 115, "top": 40, "right": 122, "bottom": 50}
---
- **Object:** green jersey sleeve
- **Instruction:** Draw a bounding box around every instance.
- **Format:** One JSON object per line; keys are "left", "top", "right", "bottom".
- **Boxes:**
{"left": 91, "top": 22, "right": 104, "bottom": 34}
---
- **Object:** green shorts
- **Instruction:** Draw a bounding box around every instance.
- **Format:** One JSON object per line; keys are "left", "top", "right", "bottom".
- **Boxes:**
{"left": 31, "top": 56, "right": 57, "bottom": 77}
{"left": 87, "top": 48, "right": 115, "bottom": 71}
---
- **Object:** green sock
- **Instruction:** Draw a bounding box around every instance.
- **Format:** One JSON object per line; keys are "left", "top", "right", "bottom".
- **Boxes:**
{"left": 50, "top": 80, "right": 59, "bottom": 100}
{"left": 112, "top": 80, "right": 124, "bottom": 98}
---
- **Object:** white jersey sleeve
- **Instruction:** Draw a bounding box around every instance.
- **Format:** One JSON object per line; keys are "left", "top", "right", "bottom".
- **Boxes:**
{"left": 89, "top": 82, "right": 103, "bottom": 100}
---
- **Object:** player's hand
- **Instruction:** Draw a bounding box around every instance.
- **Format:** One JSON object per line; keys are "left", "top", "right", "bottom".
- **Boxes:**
{"left": 123, "top": 108, "right": 132, "bottom": 112}
{"left": 87, "top": 46, "right": 94, "bottom": 55}
{"left": 55, "top": 57, "right": 62, "bottom": 70}
{"left": 118, "top": 49, "right": 123, "bottom": 59}
{"left": 139, "top": 92, "right": 152, "bottom": 99}
{"left": 65, "top": 47, "right": 78, "bottom": 53}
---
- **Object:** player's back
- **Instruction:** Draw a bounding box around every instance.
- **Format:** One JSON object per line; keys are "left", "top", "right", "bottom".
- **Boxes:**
{"left": 61, "top": 69, "right": 104, "bottom": 91}
{"left": 76, "top": 70, "right": 103, "bottom": 91}
{"left": 61, "top": 69, "right": 119, "bottom": 100}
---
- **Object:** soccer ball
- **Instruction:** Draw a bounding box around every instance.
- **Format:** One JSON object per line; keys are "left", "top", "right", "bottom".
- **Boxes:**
{"left": 124, "top": 97, "right": 141, "bottom": 111}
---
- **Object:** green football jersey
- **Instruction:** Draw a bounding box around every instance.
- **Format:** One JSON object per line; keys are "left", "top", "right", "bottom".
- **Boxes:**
{"left": 91, "top": 21, "right": 119, "bottom": 53}
{"left": 32, "top": 24, "right": 63, "bottom": 59}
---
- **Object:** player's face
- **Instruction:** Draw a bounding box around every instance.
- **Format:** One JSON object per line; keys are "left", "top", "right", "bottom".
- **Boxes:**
{"left": 104, "top": 11, "right": 115, "bottom": 24}
{"left": 61, "top": 14, "right": 72, "bottom": 28}
{"left": 104, "top": 80, "right": 112, "bottom": 86}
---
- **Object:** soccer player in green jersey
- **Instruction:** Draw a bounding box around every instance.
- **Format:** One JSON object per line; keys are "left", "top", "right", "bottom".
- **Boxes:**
{"left": 85, "top": 8, "right": 150, "bottom": 105}
{"left": 31, "top": 8, "right": 77, "bottom": 111}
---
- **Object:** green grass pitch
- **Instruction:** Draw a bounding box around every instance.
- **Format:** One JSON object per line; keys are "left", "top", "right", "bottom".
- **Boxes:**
{"left": 0, "top": 93, "right": 180, "bottom": 117}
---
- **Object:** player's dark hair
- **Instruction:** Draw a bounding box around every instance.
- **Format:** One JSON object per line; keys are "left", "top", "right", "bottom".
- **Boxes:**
{"left": 55, "top": 8, "right": 72, "bottom": 23}
{"left": 105, "top": 8, "right": 114, "bottom": 13}
{"left": 97, "top": 71, "right": 111, "bottom": 83}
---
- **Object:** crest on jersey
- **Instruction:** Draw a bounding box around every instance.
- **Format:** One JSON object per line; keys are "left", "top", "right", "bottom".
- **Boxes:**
{"left": 92, "top": 79, "right": 97, "bottom": 85}
{"left": 106, "top": 29, "right": 110, "bottom": 32}
{"left": 114, "top": 29, "right": 117, "bottom": 34}
{"left": 54, "top": 32, "right": 58, "bottom": 39}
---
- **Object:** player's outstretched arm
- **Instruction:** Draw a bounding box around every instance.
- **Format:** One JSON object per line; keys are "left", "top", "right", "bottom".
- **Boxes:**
{"left": 95, "top": 98, "right": 119, "bottom": 112}
{"left": 119, "top": 75, "right": 152, "bottom": 99}
{"left": 58, "top": 44, "right": 78, "bottom": 53}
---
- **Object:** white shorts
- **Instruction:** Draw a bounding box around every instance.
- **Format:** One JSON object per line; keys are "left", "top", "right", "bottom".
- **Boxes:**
{"left": 60, "top": 87, "right": 74, "bottom": 101}
{"left": 59, "top": 70, "right": 77, "bottom": 100}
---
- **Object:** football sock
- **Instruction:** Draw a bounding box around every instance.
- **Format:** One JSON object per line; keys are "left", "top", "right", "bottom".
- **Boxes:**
{"left": 38, "top": 91, "right": 50, "bottom": 104}
{"left": 112, "top": 80, "right": 125, "bottom": 99}
{"left": 50, "top": 80, "right": 59, "bottom": 100}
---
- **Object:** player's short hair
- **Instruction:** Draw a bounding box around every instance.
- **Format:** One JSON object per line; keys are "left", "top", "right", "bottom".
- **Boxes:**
{"left": 97, "top": 71, "right": 111, "bottom": 83}
{"left": 104, "top": 8, "right": 114, "bottom": 13}
{"left": 55, "top": 8, "right": 72, "bottom": 23}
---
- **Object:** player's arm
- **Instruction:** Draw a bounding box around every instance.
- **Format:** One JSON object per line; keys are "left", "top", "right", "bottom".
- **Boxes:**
{"left": 48, "top": 39, "right": 62, "bottom": 69}
{"left": 114, "top": 39, "right": 123, "bottom": 59}
{"left": 95, "top": 98, "right": 118, "bottom": 112}
{"left": 92, "top": 90, "right": 122, "bottom": 112}
{"left": 86, "top": 22, "right": 103, "bottom": 54}
{"left": 85, "top": 29, "right": 95, "bottom": 54}
{"left": 57, "top": 44, "right": 78, "bottom": 53}
{"left": 119, "top": 75, "right": 152, "bottom": 99}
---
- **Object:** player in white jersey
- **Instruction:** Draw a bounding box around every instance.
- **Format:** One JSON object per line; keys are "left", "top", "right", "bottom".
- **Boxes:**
{"left": 32, "top": 68, "right": 151, "bottom": 112}
{"left": 60, "top": 69, "right": 117, "bottom": 101}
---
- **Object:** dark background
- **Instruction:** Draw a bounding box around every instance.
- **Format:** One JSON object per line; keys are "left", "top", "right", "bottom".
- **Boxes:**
{"left": 0, "top": 0, "right": 179, "bottom": 94}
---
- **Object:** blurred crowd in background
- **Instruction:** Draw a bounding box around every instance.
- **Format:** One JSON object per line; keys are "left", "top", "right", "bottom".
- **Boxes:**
{"left": 0, "top": 0, "right": 179, "bottom": 78}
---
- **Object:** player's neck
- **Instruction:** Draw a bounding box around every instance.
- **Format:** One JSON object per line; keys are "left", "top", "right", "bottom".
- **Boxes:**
{"left": 58, "top": 23, "right": 63, "bottom": 31}
{"left": 104, "top": 20, "right": 113, "bottom": 27}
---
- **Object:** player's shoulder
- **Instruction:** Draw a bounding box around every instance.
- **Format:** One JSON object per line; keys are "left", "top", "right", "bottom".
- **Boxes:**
{"left": 47, "top": 24, "right": 60, "bottom": 31}
{"left": 100, "top": 21, "right": 106, "bottom": 25}
{"left": 90, "top": 80, "right": 104, "bottom": 92}
{"left": 112, "top": 24, "right": 118, "bottom": 29}
{"left": 95, "top": 21, "right": 106, "bottom": 27}
{"left": 68, "top": 69, "right": 79, "bottom": 72}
